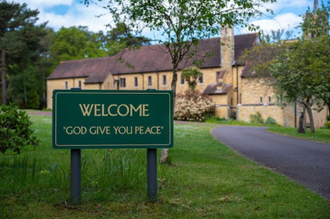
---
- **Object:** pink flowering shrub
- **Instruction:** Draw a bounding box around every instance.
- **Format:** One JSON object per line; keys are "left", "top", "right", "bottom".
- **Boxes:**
{"left": 174, "top": 91, "right": 215, "bottom": 122}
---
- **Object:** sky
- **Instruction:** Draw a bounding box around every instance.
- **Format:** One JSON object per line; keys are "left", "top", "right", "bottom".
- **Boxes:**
{"left": 14, "top": 0, "right": 328, "bottom": 40}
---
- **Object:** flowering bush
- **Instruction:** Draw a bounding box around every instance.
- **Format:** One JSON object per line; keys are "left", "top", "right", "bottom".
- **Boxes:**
{"left": 174, "top": 91, "right": 215, "bottom": 122}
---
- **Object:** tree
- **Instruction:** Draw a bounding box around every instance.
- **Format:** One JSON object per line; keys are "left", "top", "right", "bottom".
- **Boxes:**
{"left": 85, "top": 0, "right": 275, "bottom": 96}
{"left": 270, "top": 36, "right": 330, "bottom": 133}
{"left": 181, "top": 66, "right": 202, "bottom": 91}
{"left": 0, "top": 1, "right": 47, "bottom": 105}
{"left": 241, "top": 2, "right": 330, "bottom": 132}
{"left": 100, "top": 22, "right": 151, "bottom": 56}
{"left": 84, "top": 0, "right": 276, "bottom": 163}
{"left": 38, "top": 28, "right": 56, "bottom": 107}
{"left": 50, "top": 26, "right": 108, "bottom": 69}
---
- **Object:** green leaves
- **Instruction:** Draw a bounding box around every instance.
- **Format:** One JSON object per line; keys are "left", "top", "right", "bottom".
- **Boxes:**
{"left": 181, "top": 67, "right": 203, "bottom": 91}
{"left": 0, "top": 103, "right": 39, "bottom": 154}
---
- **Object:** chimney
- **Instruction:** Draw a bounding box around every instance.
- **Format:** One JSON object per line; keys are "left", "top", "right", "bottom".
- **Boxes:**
{"left": 220, "top": 26, "right": 235, "bottom": 70}
{"left": 313, "top": 0, "right": 319, "bottom": 11}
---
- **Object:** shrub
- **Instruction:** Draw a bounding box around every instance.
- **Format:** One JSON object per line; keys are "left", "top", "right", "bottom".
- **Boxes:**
{"left": 174, "top": 91, "right": 215, "bottom": 122}
{"left": 0, "top": 103, "right": 39, "bottom": 154}
{"left": 28, "top": 89, "right": 40, "bottom": 109}
{"left": 205, "top": 116, "right": 227, "bottom": 123}
{"left": 325, "top": 121, "right": 330, "bottom": 129}
{"left": 326, "top": 115, "right": 330, "bottom": 122}
{"left": 265, "top": 116, "right": 277, "bottom": 125}
{"left": 249, "top": 112, "right": 264, "bottom": 124}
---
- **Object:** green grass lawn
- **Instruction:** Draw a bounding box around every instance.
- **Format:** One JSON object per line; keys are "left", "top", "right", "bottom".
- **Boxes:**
{"left": 0, "top": 115, "right": 329, "bottom": 218}
{"left": 268, "top": 127, "right": 330, "bottom": 144}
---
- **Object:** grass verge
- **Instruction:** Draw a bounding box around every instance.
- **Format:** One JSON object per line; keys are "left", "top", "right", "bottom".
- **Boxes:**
{"left": 0, "top": 115, "right": 329, "bottom": 218}
{"left": 268, "top": 127, "right": 330, "bottom": 144}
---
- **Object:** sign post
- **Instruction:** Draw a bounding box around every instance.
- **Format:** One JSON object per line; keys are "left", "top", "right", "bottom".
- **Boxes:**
{"left": 52, "top": 89, "right": 173, "bottom": 203}
{"left": 147, "top": 148, "right": 157, "bottom": 201}
{"left": 71, "top": 149, "right": 81, "bottom": 204}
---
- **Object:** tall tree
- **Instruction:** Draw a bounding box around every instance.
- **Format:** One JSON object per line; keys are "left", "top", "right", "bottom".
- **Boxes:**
{"left": 38, "top": 28, "right": 56, "bottom": 104}
{"left": 0, "top": 1, "right": 47, "bottom": 105}
{"left": 242, "top": 2, "right": 330, "bottom": 133}
{"left": 85, "top": 0, "right": 275, "bottom": 97}
{"left": 270, "top": 36, "right": 330, "bottom": 133}
{"left": 84, "top": 0, "right": 276, "bottom": 163}
{"left": 102, "top": 22, "right": 151, "bottom": 56}
{"left": 50, "top": 26, "right": 108, "bottom": 69}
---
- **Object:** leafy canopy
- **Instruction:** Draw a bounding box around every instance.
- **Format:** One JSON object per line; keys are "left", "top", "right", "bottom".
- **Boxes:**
{"left": 84, "top": 0, "right": 276, "bottom": 96}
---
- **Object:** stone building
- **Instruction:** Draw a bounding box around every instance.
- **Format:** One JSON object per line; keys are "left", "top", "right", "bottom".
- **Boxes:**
{"left": 47, "top": 1, "right": 328, "bottom": 128}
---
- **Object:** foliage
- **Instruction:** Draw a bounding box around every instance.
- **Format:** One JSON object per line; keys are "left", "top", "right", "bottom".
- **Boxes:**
{"left": 174, "top": 91, "right": 214, "bottom": 122}
{"left": 325, "top": 121, "right": 330, "bottom": 129}
{"left": 0, "top": 1, "right": 48, "bottom": 105}
{"left": 106, "top": 22, "right": 151, "bottom": 48}
{"left": 270, "top": 35, "right": 330, "bottom": 133}
{"left": 85, "top": 0, "right": 276, "bottom": 97}
{"left": 27, "top": 89, "right": 40, "bottom": 109}
{"left": 300, "top": 2, "right": 330, "bottom": 38}
{"left": 50, "top": 26, "right": 108, "bottom": 69}
{"left": 265, "top": 116, "right": 277, "bottom": 125}
{"left": 249, "top": 111, "right": 264, "bottom": 124}
{"left": 6, "top": 62, "right": 41, "bottom": 108}
{"left": 0, "top": 103, "right": 39, "bottom": 154}
{"left": 242, "top": 3, "right": 330, "bottom": 133}
{"left": 181, "top": 66, "right": 202, "bottom": 91}
{"left": 240, "top": 37, "right": 289, "bottom": 81}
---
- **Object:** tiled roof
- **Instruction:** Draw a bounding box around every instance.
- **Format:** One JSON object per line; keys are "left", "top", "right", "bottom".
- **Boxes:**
{"left": 84, "top": 73, "right": 111, "bottom": 84}
{"left": 202, "top": 83, "right": 233, "bottom": 95}
{"left": 240, "top": 62, "right": 253, "bottom": 78}
{"left": 48, "top": 33, "right": 258, "bottom": 82}
{"left": 216, "top": 70, "right": 226, "bottom": 79}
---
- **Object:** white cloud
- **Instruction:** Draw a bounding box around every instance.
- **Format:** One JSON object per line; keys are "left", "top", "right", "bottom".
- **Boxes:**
{"left": 241, "top": 13, "right": 303, "bottom": 37}
{"left": 263, "top": 0, "right": 311, "bottom": 12}
{"left": 16, "top": 0, "right": 114, "bottom": 32}
{"left": 257, "top": 13, "right": 302, "bottom": 31}
{"left": 15, "top": 0, "right": 74, "bottom": 9}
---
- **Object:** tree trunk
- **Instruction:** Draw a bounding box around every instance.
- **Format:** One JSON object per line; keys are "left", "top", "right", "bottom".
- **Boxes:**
{"left": 1, "top": 49, "right": 6, "bottom": 105}
{"left": 305, "top": 105, "right": 315, "bottom": 133}
{"left": 23, "top": 69, "right": 27, "bottom": 105}
{"left": 171, "top": 68, "right": 178, "bottom": 98}
{"left": 160, "top": 67, "right": 178, "bottom": 164}
{"left": 297, "top": 112, "right": 305, "bottom": 133}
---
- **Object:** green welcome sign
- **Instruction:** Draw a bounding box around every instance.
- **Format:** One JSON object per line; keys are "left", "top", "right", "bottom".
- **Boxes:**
{"left": 52, "top": 90, "right": 173, "bottom": 149}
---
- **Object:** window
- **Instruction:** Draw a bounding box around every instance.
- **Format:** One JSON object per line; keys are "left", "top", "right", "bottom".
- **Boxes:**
{"left": 268, "top": 96, "right": 271, "bottom": 102}
{"left": 107, "top": 82, "right": 110, "bottom": 89}
{"left": 198, "top": 74, "right": 203, "bottom": 84}
{"left": 260, "top": 97, "right": 263, "bottom": 103}
{"left": 180, "top": 74, "right": 184, "bottom": 84}
{"left": 134, "top": 77, "right": 138, "bottom": 87}
{"left": 148, "top": 76, "right": 152, "bottom": 86}
{"left": 119, "top": 78, "right": 126, "bottom": 88}
{"left": 162, "top": 75, "right": 167, "bottom": 85}
{"left": 78, "top": 81, "right": 82, "bottom": 88}
{"left": 65, "top": 81, "right": 68, "bottom": 90}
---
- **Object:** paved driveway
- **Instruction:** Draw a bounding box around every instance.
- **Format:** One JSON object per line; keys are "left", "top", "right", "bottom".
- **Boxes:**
{"left": 212, "top": 126, "right": 330, "bottom": 201}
